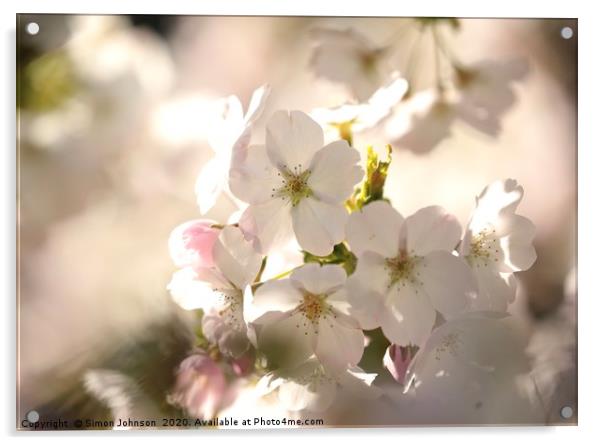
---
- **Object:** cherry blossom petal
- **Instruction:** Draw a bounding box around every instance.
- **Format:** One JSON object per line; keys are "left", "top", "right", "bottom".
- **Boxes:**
{"left": 291, "top": 198, "right": 347, "bottom": 256}
{"left": 245, "top": 279, "right": 302, "bottom": 323}
{"left": 469, "top": 179, "right": 524, "bottom": 233}
{"left": 471, "top": 266, "right": 517, "bottom": 312}
{"left": 168, "top": 219, "right": 219, "bottom": 268}
{"left": 167, "top": 267, "right": 225, "bottom": 311}
{"left": 290, "top": 263, "right": 346, "bottom": 295}
{"left": 346, "top": 201, "right": 405, "bottom": 258}
{"left": 266, "top": 110, "right": 324, "bottom": 171}
{"left": 244, "top": 84, "right": 271, "bottom": 125}
{"left": 239, "top": 197, "right": 294, "bottom": 254}
{"left": 315, "top": 316, "right": 365, "bottom": 373}
{"left": 420, "top": 251, "right": 476, "bottom": 317}
{"left": 405, "top": 206, "right": 462, "bottom": 256}
{"left": 499, "top": 215, "right": 537, "bottom": 271}
{"left": 310, "top": 28, "right": 386, "bottom": 101}
{"left": 346, "top": 252, "right": 389, "bottom": 329}
{"left": 212, "top": 226, "right": 262, "bottom": 290}
{"left": 307, "top": 141, "right": 363, "bottom": 204}
{"left": 338, "top": 367, "right": 382, "bottom": 400}
{"left": 257, "top": 312, "right": 315, "bottom": 369}
{"left": 229, "top": 144, "right": 281, "bottom": 205}
{"left": 383, "top": 282, "right": 437, "bottom": 346}
{"left": 278, "top": 370, "right": 337, "bottom": 412}
{"left": 194, "top": 155, "right": 229, "bottom": 215}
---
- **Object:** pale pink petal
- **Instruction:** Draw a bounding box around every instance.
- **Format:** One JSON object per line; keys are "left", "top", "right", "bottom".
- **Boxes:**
{"left": 195, "top": 155, "right": 228, "bottom": 215}
{"left": 346, "top": 200, "right": 405, "bottom": 258}
{"left": 229, "top": 144, "right": 281, "bottom": 205}
{"left": 290, "top": 263, "right": 347, "bottom": 295}
{"left": 266, "top": 110, "right": 324, "bottom": 171}
{"left": 471, "top": 266, "right": 517, "bottom": 312}
{"left": 420, "top": 251, "right": 476, "bottom": 318}
{"left": 239, "top": 197, "right": 294, "bottom": 254}
{"left": 315, "top": 316, "right": 365, "bottom": 373}
{"left": 291, "top": 198, "right": 347, "bottom": 256}
{"left": 212, "top": 226, "right": 263, "bottom": 289}
{"left": 384, "top": 282, "right": 437, "bottom": 346}
{"left": 257, "top": 312, "right": 315, "bottom": 369}
{"left": 168, "top": 219, "right": 220, "bottom": 269}
{"left": 405, "top": 206, "right": 462, "bottom": 256}
{"left": 307, "top": 141, "right": 363, "bottom": 204}
{"left": 245, "top": 279, "right": 302, "bottom": 323}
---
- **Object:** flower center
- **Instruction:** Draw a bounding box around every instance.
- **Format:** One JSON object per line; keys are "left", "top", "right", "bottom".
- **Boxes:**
{"left": 272, "top": 164, "right": 313, "bottom": 207}
{"left": 298, "top": 292, "right": 329, "bottom": 322}
{"left": 216, "top": 289, "right": 244, "bottom": 330}
{"left": 467, "top": 228, "right": 499, "bottom": 267}
{"left": 385, "top": 250, "right": 421, "bottom": 289}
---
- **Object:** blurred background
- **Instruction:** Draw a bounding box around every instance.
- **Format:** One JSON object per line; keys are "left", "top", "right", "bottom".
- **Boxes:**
{"left": 17, "top": 15, "right": 577, "bottom": 427}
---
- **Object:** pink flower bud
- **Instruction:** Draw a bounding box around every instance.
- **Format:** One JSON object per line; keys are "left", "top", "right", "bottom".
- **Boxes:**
{"left": 383, "top": 344, "right": 417, "bottom": 385}
{"left": 168, "top": 220, "right": 220, "bottom": 268}
{"left": 168, "top": 353, "right": 226, "bottom": 420}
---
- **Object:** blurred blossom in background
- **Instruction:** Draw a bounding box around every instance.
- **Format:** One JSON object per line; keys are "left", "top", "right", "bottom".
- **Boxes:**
{"left": 17, "top": 15, "right": 576, "bottom": 427}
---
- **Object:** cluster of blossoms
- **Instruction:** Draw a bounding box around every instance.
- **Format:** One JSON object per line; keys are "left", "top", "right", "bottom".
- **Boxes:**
{"left": 310, "top": 20, "right": 528, "bottom": 153}
{"left": 165, "top": 21, "right": 536, "bottom": 420}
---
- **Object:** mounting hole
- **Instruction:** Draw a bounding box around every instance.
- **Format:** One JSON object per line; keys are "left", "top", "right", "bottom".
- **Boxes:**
{"left": 26, "top": 22, "right": 40, "bottom": 35}
{"left": 26, "top": 410, "right": 40, "bottom": 423}
{"left": 560, "top": 405, "right": 574, "bottom": 419}
{"left": 561, "top": 26, "right": 573, "bottom": 40}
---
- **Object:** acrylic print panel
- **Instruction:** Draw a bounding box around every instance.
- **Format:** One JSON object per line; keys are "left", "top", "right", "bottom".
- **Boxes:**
{"left": 16, "top": 14, "right": 577, "bottom": 430}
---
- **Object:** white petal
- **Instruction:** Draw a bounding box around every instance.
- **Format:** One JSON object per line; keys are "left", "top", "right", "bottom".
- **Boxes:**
{"left": 346, "top": 252, "right": 389, "bottom": 329}
{"left": 420, "top": 251, "right": 476, "bottom": 317}
{"left": 291, "top": 198, "right": 347, "bottom": 256}
{"left": 229, "top": 144, "right": 281, "bottom": 205}
{"left": 382, "top": 283, "right": 436, "bottom": 346}
{"left": 290, "top": 263, "right": 346, "bottom": 295}
{"left": 499, "top": 215, "right": 537, "bottom": 271}
{"left": 278, "top": 373, "right": 336, "bottom": 413}
{"left": 315, "top": 316, "right": 365, "bottom": 373}
{"left": 386, "top": 91, "right": 457, "bottom": 154}
{"left": 469, "top": 179, "right": 524, "bottom": 233}
{"left": 239, "top": 198, "right": 294, "bottom": 254}
{"left": 195, "top": 155, "right": 228, "bottom": 214}
{"left": 213, "top": 226, "right": 263, "bottom": 289}
{"left": 338, "top": 367, "right": 382, "bottom": 400}
{"left": 346, "top": 200, "right": 405, "bottom": 258}
{"left": 405, "top": 206, "right": 462, "bottom": 256}
{"left": 167, "top": 267, "right": 226, "bottom": 311}
{"left": 244, "top": 84, "right": 271, "bottom": 125}
{"left": 246, "top": 279, "right": 302, "bottom": 324}
{"left": 266, "top": 110, "right": 324, "bottom": 171}
{"left": 257, "top": 312, "right": 315, "bottom": 369}
{"left": 471, "top": 266, "right": 517, "bottom": 312}
{"left": 307, "top": 141, "right": 363, "bottom": 204}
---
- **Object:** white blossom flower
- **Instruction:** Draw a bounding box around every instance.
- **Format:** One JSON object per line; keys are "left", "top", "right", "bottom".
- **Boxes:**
{"left": 459, "top": 179, "right": 536, "bottom": 311}
{"left": 310, "top": 28, "right": 392, "bottom": 101}
{"left": 256, "top": 359, "right": 380, "bottom": 413}
{"left": 167, "top": 225, "right": 262, "bottom": 357}
{"left": 310, "top": 74, "right": 408, "bottom": 139}
{"left": 385, "top": 88, "right": 457, "bottom": 154}
{"left": 346, "top": 201, "right": 477, "bottom": 346}
{"left": 230, "top": 110, "right": 363, "bottom": 255}
{"left": 195, "top": 84, "right": 270, "bottom": 214}
{"left": 386, "top": 59, "right": 528, "bottom": 153}
{"left": 454, "top": 58, "right": 528, "bottom": 136}
{"left": 404, "top": 314, "right": 536, "bottom": 424}
{"left": 245, "top": 263, "right": 364, "bottom": 373}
